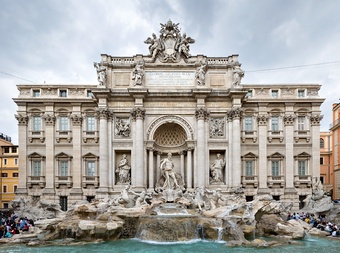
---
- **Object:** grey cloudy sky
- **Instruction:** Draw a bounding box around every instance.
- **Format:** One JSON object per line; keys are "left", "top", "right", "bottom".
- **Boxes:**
{"left": 1, "top": 0, "right": 340, "bottom": 144}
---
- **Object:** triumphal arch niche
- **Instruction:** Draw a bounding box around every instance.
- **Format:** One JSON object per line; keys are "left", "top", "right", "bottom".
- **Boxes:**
{"left": 92, "top": 20, "right": 246, "bottom": 196}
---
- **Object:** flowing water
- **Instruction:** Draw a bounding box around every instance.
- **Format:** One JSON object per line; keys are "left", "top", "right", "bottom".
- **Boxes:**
{"left": 1, "top": 237, "right": 340, "bottom": 253}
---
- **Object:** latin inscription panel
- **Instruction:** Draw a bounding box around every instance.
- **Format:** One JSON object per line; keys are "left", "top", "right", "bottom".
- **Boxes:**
{"left": 145, "top": 71, "right": 195, "bottom": 86}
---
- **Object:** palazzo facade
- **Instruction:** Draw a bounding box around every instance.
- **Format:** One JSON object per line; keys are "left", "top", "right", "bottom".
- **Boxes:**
{"left": 14, "top": 21, "right": 324, "bottom": 210}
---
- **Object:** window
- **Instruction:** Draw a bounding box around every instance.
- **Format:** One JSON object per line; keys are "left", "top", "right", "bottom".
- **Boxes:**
{"left": 59, "top": 116, "right": 69, "bottom": 131}
{"left": 33, "top": 161, "right": 41, "bottom": 176}
{"left": 3, "top": 203, "right": 9, "bottom": 209}
{"left": 271, "top": 161, "right": 280, "bottom": 176}
{"left": 297, "top": 116, "right": 305, "bottom": 131}
{"left": 60, "top": 196, "right": 68, "bottom": 211}
{"left": 320, "top": 138, "right": 325, "bottom": 148}
{"left": 320, "top": 176, "right": 324, "bottom": 184}
{"left": 1, "top": 173, "right": 8, "bottom": 177}
{"left": 14, "top": 185, "right": 17, "bottom": 192}
{"left": 12, "top": 147, "right": 17, "bottom": 153}
{"left": 13, "top": 172, "right": 19, "bottom": 177}
{"left": 59, "top": 90, "right": 67, "bottom": 97}
{"left": 32, "top": 90, "right": 40, "bottom": 97}
{"left": 3, "top": 185, "right": 7, "bottom": 193}
{"left": 87, "top": 90, "right": 93, "bottom": 98}
{"left": 32, "top": 116, "right": 42, "bottom": 131}
{"left": 245, "top": 161, "right": 253, "bottom": 176}
{"left": 320, "top": 157, "right": 324, "bottom": 165}
{"left": 87, "top": 116, "right": 95, "bottom": 132}
{"left": 14, "top": 158, "right": 18, "bottom": 165}
{"left": 4, "top": 147, "right": 10, "bottom": 153}
{"left": 273, "top": 195, "right": 280, "bottom": 201}
{"left": 271, "top": 90, "right": 278, "bottom": 98}
{"left": 298, "top": 160, "right": 306, "bottom": 175}
{"left": 246, "top": 90, "right": 253, "bottom": 98}
{"left": 87, "top": 161, "right": 95, "bottom": 176}
{"left": 244, "top": 116, "right": 253, "bottom": 131}
{"left": 60, "top": 161, "right": 69, "bottom": 176}
{"left": 4, "top": 158, "right": 7, "bottom": 165}
{"left": 271, "top": 116, "right": 279, "bottom": 131}
{"left": 298, "top": 90, "right": 305, "bottom": 97}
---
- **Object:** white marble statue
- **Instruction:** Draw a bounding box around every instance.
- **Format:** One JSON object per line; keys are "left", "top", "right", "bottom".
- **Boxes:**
{"left": 93, "top": 62, "right": 106, "bottom": 86}
{"left": 232, "top": 66, "right": 244, "bottom": 87}
{"left": 160, "top": 153, "right": 179, "bottom": 190}
{"left": 116, "top": 154, "right": 131, "bottom": 184}
{"left": 210, "top": 153, "right": 226, "bottom": 184}
{"left": 132, "top": 62, "right": 144, "bottom": 86}
{"left": 195, "top": 63, "right": 207, "bottom": 86}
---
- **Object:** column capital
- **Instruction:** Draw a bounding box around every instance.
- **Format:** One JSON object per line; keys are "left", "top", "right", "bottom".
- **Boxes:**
{"left": 96, "top": 108, "right": 111, "bottom": 120}
{"left": 195, "top": 107, "right": 209, "bottom": 121}
{"left": 130, "top": 107, "right": 145, "bottom": 120}
{"left": 310, "top": 114, "right": 323, "bottom": 126}
{"left": 257, "top": 114, "right": 269, "bottom": 126}
{"left": 227, "top": 107, "right": 243, "bottom": 120}
{"left": 70, "top": 114, "right": 83, "bottom": 126}
{"left": 42, "top": 113, "right": 56, "bottom": 126}
{"left": 283, "top": 114, "right": 296, "bottom": 126}
{"left": 15, "top": 114, "right": 29, "bottom": 125}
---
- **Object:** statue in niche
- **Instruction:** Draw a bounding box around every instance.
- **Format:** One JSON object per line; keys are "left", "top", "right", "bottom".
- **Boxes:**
{"left": 115, "top": 118, "right": 130, "bottom": 137}
{"left": 155, "top": 153, "right": 185, "bottom": 193}
{"left": 232, "top": 65, "right": 244, "bottom": 87}
{"left": 132, "top": 62, "right": 144, "bottom": 86}
{"left": 116, "top": 154, "right": 131, "bottom": 184}
{"left": 195, "top": 63, "right": 207, "bottom": 86}
{"left": 210, "top": 118, "right": 225, "bottom": 137}
{"left": 93, "top": 62, "right": 106, "bottom": 86}
{"left": 210, "top": 153, "right": 226, "bottom": 184}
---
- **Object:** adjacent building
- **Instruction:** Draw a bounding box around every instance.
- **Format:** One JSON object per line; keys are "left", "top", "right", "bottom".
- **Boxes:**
{"left": 331, "top": 102, "right": 340, "bottom": 199}
{"left": 0, "top": 133, "right": 19, "bottom": 209}
{"left": 13, "top": 21, "right": 324, "bottom": 210}
{"left": 319, "top": 131, "right": 333, "bottom": 194}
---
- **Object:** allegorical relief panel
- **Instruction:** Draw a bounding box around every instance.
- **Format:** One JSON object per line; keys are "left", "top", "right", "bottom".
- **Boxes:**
{"left": 209, "top": 118, "right": 225, "bottom": 138}
{"left": 115, "top": 118, "right": 131, "bottom": 138}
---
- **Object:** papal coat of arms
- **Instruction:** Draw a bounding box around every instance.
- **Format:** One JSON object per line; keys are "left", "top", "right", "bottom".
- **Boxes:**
{"left": 144, "top": 20, "right": 195, "bottom": 63}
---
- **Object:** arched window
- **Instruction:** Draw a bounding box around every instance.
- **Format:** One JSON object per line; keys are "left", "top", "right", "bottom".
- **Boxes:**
{"left": 320, "top": 138, "right": 324, "bottom": 148}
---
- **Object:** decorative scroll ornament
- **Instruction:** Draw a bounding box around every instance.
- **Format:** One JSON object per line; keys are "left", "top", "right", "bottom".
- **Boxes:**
{"left": 257, "top": 114, "right": 269, "bottom": 125}
{"left": 42, "top": 113, "right": 56, "bottom": 126}
{"left": 70, "top": 114, "right": 83, "bottom": 126}
{"left": 93, "top": 62, "right": 107, "bottom": 87}
{"left": 283, "top": 114, "right": 296, "bottom": 126}
{"left": 130, "top": 107, "right": 146, "bottom": 120}
{"left": 195, "top": 107, "right": 209, "bottom": 121}
{"left": 310, "top": 114, "right": 323, "bottom": 126}
{"left": 15, "top": 114, "right": 29, "bottom": 125}
{"left": 144, "top": 20, "right": 195, "bottom": 63}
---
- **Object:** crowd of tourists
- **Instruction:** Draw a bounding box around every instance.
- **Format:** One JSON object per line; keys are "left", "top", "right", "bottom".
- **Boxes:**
{"left": 0, "top": 211, "right": 34, "bottom": 239}
{"left": 287, "top": 212, "right": 339, "bottom": 237}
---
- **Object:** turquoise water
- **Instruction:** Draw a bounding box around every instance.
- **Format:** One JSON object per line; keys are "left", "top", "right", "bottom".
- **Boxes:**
{"left": 1, "top": 237, "right": 340, "bottom": 253}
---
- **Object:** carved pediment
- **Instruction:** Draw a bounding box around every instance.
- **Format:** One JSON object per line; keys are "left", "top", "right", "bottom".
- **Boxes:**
{"left": 294, "top": 152, "right": 311, "bottom": 158}
{"left": 268, "top": 152, "right": 284, "bottom": 158}
{"left": 55, "top": 152, "right": 72, "bottom": 159}
{"left": 28, "top": 152, "right": 45, "bottom": 159}
{"left": 242, "top": 152, "right": 258, "bottom": 159}
{"left": 82, "top": 152, "right": 98, "bottom": 159}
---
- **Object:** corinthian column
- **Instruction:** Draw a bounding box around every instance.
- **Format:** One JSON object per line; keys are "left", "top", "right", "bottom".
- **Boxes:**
{"left": 310, "top": 114, "right": 323, "bottom": 181}
{"left": 257, "top": 114, "right": 269, "bottom": 192}
{"left": 231, "top": 108, "right": 242, "bottom": 188}
{"left": 131, "top": 107, "right": 145, "bottom": 188}
{"left": 42, "top": 112, "right": 56, "bottom": 195}
{"left": 284, "top": 114, "right": 295, "bottom": 188}
{"left": 195, "top": 107, "right": 209, "bottom": 187}
{"left": 15, "top": 114, "right": 29, "bottom": 196}
{"left": 97, "top": 108, "right": 110, "bottom": 195}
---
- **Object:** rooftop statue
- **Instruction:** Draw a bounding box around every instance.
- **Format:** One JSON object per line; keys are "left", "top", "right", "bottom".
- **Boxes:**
{"left": 144, "top": 20, "right": 195, "bottom": 63}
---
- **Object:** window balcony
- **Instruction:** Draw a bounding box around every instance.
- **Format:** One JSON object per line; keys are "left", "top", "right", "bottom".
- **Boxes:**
{"left": 241, "top": 130, "right": 257, "bottom": 143}
{"left": 28, "top": 130, "right": 45, "bottom": 143}
{"left": 294, "top": 175, "right": 312, "bottom": 188}
{"left": 82, "top": 131, "right": 99, "bottom": 143}
{"left": 267, "top": 130, "right": 284, "bottom": 143}
{"left": 82, "top": 175, "right": 99, "bottom": 188}
{"left": 241, "top": 175, "right": 258, "bottom": 188}
{"left": 27, "top": 176, "right": 46, "bottom": 188}
{"left": 267, "top": 175, "right": 284, "bottom": 188}
{"left": 294, "top": 130, "right": 311, "bottom": 143}
{"left": 56, "top": 130, "right": 72, "bottom": 143}
{"left": 55, "top": 176, "right": 73, "bottom": 188}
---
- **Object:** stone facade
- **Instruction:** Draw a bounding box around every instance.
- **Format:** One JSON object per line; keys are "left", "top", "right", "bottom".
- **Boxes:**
{"left": 13, "top": 21, "right": 324, "bottom": 210}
